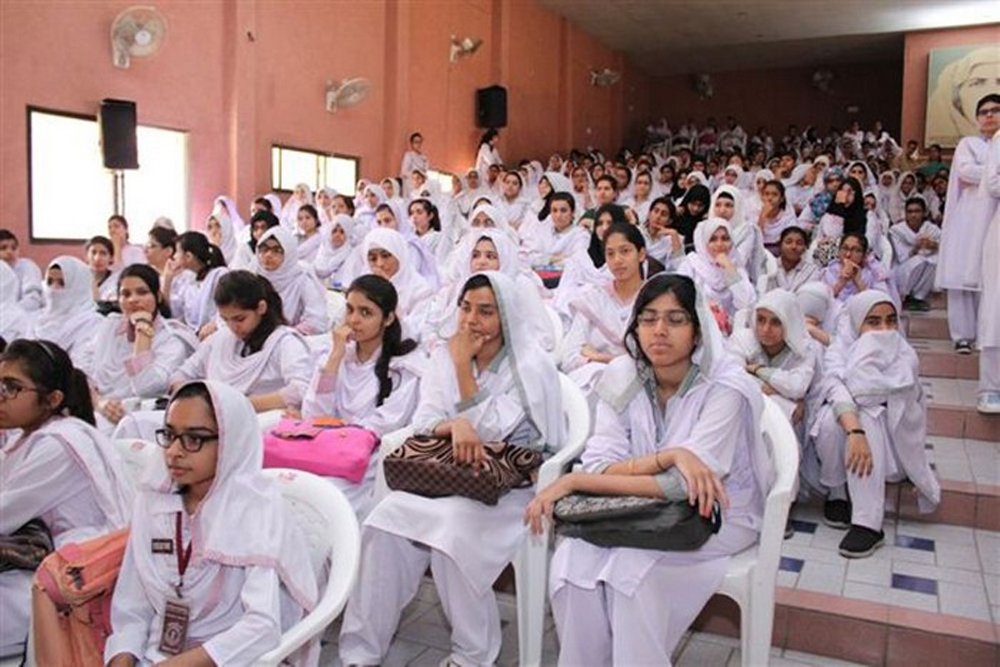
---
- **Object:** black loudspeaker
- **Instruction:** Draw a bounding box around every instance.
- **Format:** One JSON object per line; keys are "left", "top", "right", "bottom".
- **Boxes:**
{"left": 476, "top": 86, "right": 507, "bottom": 129}
{"left": 99, "top": 99, "right": 138, "bottom": 169}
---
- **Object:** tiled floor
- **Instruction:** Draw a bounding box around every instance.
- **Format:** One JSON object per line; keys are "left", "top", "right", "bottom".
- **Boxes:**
{"left": 780, "top": 504, "right": 1000, "bottom": 623}
{"left": 921, "top": 377, "right": 983, "bottom": 408}
{"left": 317, "top": 580, "right": 866, "bottom": 666}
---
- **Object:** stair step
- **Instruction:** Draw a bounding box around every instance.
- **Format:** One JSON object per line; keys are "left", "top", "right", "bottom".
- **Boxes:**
{"left": 914, "top": 339, "right": 979, "bottom": 380}
{"left": 923, "top": 378, "right": 999, "bottom": 442}
{"left": 904, "top": 310, "right": 950, "bottom": 340}
{"left": 693, "top": 511, "right": 1000, "bottom": 665}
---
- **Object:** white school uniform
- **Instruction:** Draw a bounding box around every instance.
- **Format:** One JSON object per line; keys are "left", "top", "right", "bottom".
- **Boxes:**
{"left": 362, "top": 228, "right": 435, "bottom": 341}
{"left": 889, "top": 219, "right": 941, "bottom": 301}
{"left": 560, "top": 281, "right": 636, "bottom": 397}
{"left": 89, "top": 314, "right": 199, "bottom": 400}
{"left": 254, "top": 227, "right": 330, "bottom": 335}
{"left": 339, "top": 272, "right": 565, "bottom": 667}
{"left": 676, "top": 218, "right": 756, "bottom": 319}
{"left": 314, "top": 214, "right": 359, "bottom": 288}
{"left": 8, "top": 257, "right": 43, "bottom": 311}
{"left": 104, "top": 382, "right": 318, "bottom": 666}
{"left": 28, "top": 256, "right": 103, "bottom": 373}
{"left": 711, "top": 184, "right": 767, "bottom": 282}
{"left": 0, "top": 261, "right": 29, "bottom": 343}
{"left": 808, "top": 292, "right": 940, "bottom": 530}
{"left": 765, "top": 256, "right": 821, "bottom": 293}
{"left": 523, "top": 218, "right": 590, "bottom": 267}
{"left": 169, "top": 266, "right": 228, "bottom": 333}
{"left": 980, "top": 130, "right": 1000, "bottom": 395}
{"left": 935, "top": 134, "right": 998, "bottom": 341}
{"left": 1, "top": 417, "right": 133, "bottom": 656}
{"left": 550, "top": 294, "right": 769, "bottom": 666}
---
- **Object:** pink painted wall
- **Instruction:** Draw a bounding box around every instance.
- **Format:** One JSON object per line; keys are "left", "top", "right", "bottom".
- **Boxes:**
{"left": 647, "top": 62, "right": 903, "bottom": 143}
{"left": 900, "top": 23, "right": 1000, "bottom": 147}
{"left": 1, "top": 0, "right": 644, "bottom": 265}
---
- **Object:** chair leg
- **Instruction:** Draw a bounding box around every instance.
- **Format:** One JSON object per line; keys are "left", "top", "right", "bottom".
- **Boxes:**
{"left": 514, "top": 534, "right": 548, "bottom": 667}
{"left": 744, "top": 590, "right": 774, "bottom": 667}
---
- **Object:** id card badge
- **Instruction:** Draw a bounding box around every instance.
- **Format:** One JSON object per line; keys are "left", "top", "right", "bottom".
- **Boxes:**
{"left": 158, "top": 598, "right": 190, "bottom": 656}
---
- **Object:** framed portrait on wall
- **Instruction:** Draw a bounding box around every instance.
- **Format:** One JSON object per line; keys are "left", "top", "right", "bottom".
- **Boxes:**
{"left": 925, "top": 44, "right": 1000, "bottom": 147}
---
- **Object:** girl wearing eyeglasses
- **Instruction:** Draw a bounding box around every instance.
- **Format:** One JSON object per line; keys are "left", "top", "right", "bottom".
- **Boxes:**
{"left": 105, "top": 381, "right": 317, "bottom": 666}
{"left": 253, "top": 227, "right": 330, "bottom": 336}
{"left": 0, "top": 339, "right": 132, "bottom": 657}
{"left": 822, "top": 231, "right": 895, "bottom": 304}
{"left": 526, "top": 274, "right": 768, "bottom": 664}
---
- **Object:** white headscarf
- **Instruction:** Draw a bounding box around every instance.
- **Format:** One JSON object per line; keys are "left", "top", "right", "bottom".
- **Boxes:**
{"left": 136, "top": 381, "right": 317, "bottom": 611}
{"left": 687, "top": 217, "right": 737, "bottom": 291}
{"left": 208, "top": 212, "right": 238, "bottom": 264}
{"left": 254, "top": 226, "right": 327, "bottom": 326}
{"left": 33, "top": 256, "right": 97, "bottom": 347}
{"left": 361, "top": 228, "right": 433, "bottom": 314}
{"left": 795, "top": 281, "right": 839, "bottom": 332}
{"left": 213, "top": 195, "right": 247, "bottom": 234}
{"left": 754, "top": 288, "right": 810, "bottom": 357}
{"left": 543, "top": 171, "right": 573, "bottom": 195}
{"left": 0, "top": 260, "right": 28, "bottom": 342}
{"left": 314, "top": 214, "right": 358, "bottom": 282}
{"left": 480, "top": 271, "right": 566, "bottom": 450}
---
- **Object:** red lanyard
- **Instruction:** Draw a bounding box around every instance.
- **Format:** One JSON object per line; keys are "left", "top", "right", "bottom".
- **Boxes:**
{"left": 174, "top": 511, "right": 193, "bottom": 598}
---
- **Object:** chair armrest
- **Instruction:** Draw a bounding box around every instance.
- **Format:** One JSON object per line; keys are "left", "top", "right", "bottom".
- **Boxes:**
{"left": 535, "top": 437, "right": 586, "bottom": 491}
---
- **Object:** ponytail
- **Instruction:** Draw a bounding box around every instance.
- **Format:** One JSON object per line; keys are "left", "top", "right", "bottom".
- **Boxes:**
{"left": 346, "top": 275, "right": 417, "bottom": 406}
{"left": 214, "top": 270, "right": 287, "bottom": 354}
{"left": 178, "top": 231, "right": 227, "bottom": 280}
{"left": 1, "top": 339, "right": 96, "bottom": 425}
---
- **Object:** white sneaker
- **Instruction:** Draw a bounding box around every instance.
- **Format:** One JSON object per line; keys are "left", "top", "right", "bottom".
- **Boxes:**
{"left": 977, "top": 392, "right": 1000, "bottom": 414}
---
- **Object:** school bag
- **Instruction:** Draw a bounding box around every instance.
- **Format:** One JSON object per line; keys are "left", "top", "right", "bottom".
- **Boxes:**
{"left": 262, "top": 417, "right": 379, "bottom": 483}
{"left": 31, "top": 528, "right": 130, "bottom": 666}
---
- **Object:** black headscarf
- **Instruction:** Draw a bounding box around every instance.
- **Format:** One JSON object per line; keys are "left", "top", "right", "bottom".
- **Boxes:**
{"left": 826, "top": 177, "right": 867, "bottom": 236}
{"left": 587, "top": 204, "right": 628, "bottom": 268}
{"left": 675, "top": 184, "right": 711, "bottom": 251}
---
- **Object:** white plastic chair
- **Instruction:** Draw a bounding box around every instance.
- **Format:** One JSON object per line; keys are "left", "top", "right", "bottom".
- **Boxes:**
{"left": 716, "top": 396, "right": 800, "bottom": 667}
{"left": 373, "top": 374, "right": 589, "bottom": 667}
{"left": 254, "top": 469, "right": 361, "bottom": 666}
{"left": 877, "top": 234, "right": 893, "bottom": 268}
{"left": 326, "top": 289, "right": 346, "bottom": 327}
{"left": 113, "top": 438, "right": 161, "bottom": 483}
{"left": 514, "top": 374, "right": 589, "bottom": 667}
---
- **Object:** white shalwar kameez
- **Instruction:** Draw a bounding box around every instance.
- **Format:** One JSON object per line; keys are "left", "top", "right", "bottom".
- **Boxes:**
{"left": 888, "top": 219, "right": 941, "bottom": 301}
{"left": 362, "top": 228, "right": 435, "bottom": 342}
{"left": 0, "top": 261, "right": 28, "bottom": 343}
{"left": 560, "top": 281, "right": 636, "bottom": 398}
{"left": 339, "top": 272, "right": 565, "bottom": 667}
{"left": 979, "top": 129, "right": 1000, "bottom": 397}
{"left": 301, "top": 344, "right": 424, "bottom": 516}
{"left": 549, "top": 295, "right": 768, "bottom": 666}
{"left": 934, "top": 134, "right": 998, "bottom": 342}
{"left": 808, "top": 292, "right": 940, "bottom": 531}
{"left": 169, "top": 266, "right": 228, "bottom": 333}
{"left": 28, "top": 256, "right": 103, "bottom": 373}
{"left": 1, "top": 417, "right": 132, "bottom": 656}
{"left": 676, "top": 218, "right": 756, "bottom": 319}
{"left": 254, "top": 227, "right": 330, "bottom": 335}
{"left": 104, "top": 382, "right": 318, "bottom": 666}
{"left": 9, "top": 257, "right": 43, "bottom": 311}
{"left": 765, "top": 256, "right": 821, "bottom": 293}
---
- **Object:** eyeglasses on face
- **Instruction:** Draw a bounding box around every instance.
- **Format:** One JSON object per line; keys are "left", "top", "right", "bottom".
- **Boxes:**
{"left": 154, "top": 428, "right": 219, "bottom": 453}
{"left": 636, "top": 309, "right": 693, "bottom": 328}
{"left": 0, "top": 378, "right": 41, "bottom": 401}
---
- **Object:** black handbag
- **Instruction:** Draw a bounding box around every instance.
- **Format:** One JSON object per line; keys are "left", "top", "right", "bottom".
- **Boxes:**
{"left": 553, "top": 492, "right": 721, "bottom": 552}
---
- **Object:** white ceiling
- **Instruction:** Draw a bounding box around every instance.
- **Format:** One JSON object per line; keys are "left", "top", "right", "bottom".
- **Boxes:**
{"left": 538, "top": 0, "right": 1000, "bottom": 76}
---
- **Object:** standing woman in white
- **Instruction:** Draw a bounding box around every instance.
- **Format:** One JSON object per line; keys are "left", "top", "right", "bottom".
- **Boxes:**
{"left": 934, "top": 93, "right": 1000, "bottom": 355}
{"left": 978, "top": 122, "right": 1000, "bottom": 413}
{"left": 400, "top": 132, "right": 429, "bottom": 196}
{"left": 476, "top": 128, "right": 502, "bottom": 179}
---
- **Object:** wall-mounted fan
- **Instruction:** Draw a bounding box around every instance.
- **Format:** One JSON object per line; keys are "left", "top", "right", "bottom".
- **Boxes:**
{"left": 450, "top": 35, "right": 483, "bottom": 63}
{"left": 589, "top": 68, "right": 621, "bottom": 87}
{"left": 326, "top": 78, "right": 371, "bottom": 112}
{"left": 812, "top": 69, "right": 835, "bottom": 94}
{"left": 693, "top": 73, "right": 714, "bottom": 99}
{"left": 111, "top": 6, "right": 167, "bottom": 69}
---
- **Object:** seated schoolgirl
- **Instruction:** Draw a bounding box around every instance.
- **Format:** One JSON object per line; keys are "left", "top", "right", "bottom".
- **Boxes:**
{"left": 728, "top": 289, "right": 817, "bottom": 424}
{"left": 496, "top": 170, "right": 529, "bottom": 230}
{"left": 86, "top": 235, "right": 120, "bottom": 303}
{"left": 642, "top": 196, "right": 685, "bottom": 271}
{"left": 813, "top": 177, "right": 868, "bottom": 253}
{"left": 796, "top": 281, "right": 839, "bottom": 347}
{"left": 425, "top": 228, "right": 553, "bottom": 352}
{"left": 808, "top": 291, "right": 939, "bottom": 558}
{"left": 339, "top": 272, "right": 564, "bottom": 667}
{"left": 524, "top": 192, "right": 590, "bottom": 268}
{"left": 561, "top": 222, "right": 649, "bottom": 395}
{"left": 279, "top": 181, "right": 314, "bottom": 232}
{"left": 28, "top": 255, "right": 103, "bottom": 372}
{"left": 372, "top": 202, "right": 441, "bottom": 287}
{"left": 0, "top": 262, "right": 29, "bottom": 344}
{"left": 361, "top": 228, "right": 435, "bottom": 340}
{"left": 755, "top": 180, "right": 798, "bottom": 253}
{"left": 677, "top": 218, "right": 756, "bottom": 324}
{"left": 205, "top": 210, "right": 239, "bottom": 265}
{"left": 765, "top": 226, "right": 821, "bottom": 293}
{"left": 822, "top": 232, "right": 895, "bottom": 304}
{"left": 0, "top": 339, "right": 133, "bottom": 657}
{"left": 90, "top": 265, "right": 199, "bottom": 429}
{"left": 408, "top": 198, "right": 446, "bottom": 262}
{"left": 107, "top": 215, "right": 148, "bottom": 268}
{"left": 254, "top": 227, "right": 330, "bottom": 335}
{"left": 313, "top": 213, "right": 358, "bottom": 288}
{"left": 144, "top": 226, "right": 178, "bottom": 277}
{"left": 104, "top": 381, "right": 318, "bottom": 666}
{"left": 168, "top": 271, "right": 312, "bottom": 414}
{"left": 300, "top": 275, "right": 424, "bottom": 513}
{"left": 162, "top": 232, "right": 228, "bottom": 339}
{"left": 232, "top": 210, "right": 280, "bottom": 271}
{"left": 888, "top": 196, "right": 940, "bottom": 312}
{"left": 294, "top": 203, "right": 323, "bottom": 264}
{"left": 712, "top": 184, "right": 766, "bottom": 282}
{"left": 525, "top": 274, "right": 767, "bottom": 665}
{"left": 0, "top": 229, "right": 44, "bottom": 311}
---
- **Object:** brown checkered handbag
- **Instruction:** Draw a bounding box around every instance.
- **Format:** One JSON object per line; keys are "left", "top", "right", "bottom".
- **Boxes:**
{"left": 383, "top": 434, "right": 543, "bottom": 505}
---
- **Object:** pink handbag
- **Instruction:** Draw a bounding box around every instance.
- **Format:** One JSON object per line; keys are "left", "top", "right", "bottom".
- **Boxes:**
{"left": 263, "top": 418, "right": 379, "bottom": 483}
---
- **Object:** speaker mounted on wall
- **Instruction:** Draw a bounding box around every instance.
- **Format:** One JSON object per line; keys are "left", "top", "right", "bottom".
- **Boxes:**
{"left": 476, "top": 85, "right": 507, "bottom": 129}
{"left": 99, "top": 98, "right": 139, "bottom": 170}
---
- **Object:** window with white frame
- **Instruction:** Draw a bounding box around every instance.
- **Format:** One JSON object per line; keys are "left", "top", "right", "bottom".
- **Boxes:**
{"left": 271, "top": 145, "right": 359, "bottom": 196}
{"left": 29, "top": 107, "right": 189, "bottom": 242}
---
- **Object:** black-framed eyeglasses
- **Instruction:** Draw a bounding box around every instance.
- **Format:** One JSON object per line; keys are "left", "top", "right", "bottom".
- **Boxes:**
{"left": 0, "top": 378, "right": 41, "bottom": 401}
{"left": 977, "top": 106, "right": 1000, "bottom": 118}
{"left": 154, "top": 428, "right": 219, "bottom": 453}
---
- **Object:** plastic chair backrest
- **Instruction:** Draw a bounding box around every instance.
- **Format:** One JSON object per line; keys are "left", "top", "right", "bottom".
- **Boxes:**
{"left": 112, "top": 439, "right": 160, "bottom": 484}
{"left": 755, "top": 397, "right": 800, "bottom": 578}
{"left": 326, "top": 290, "right": 346, "bottom": 326}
